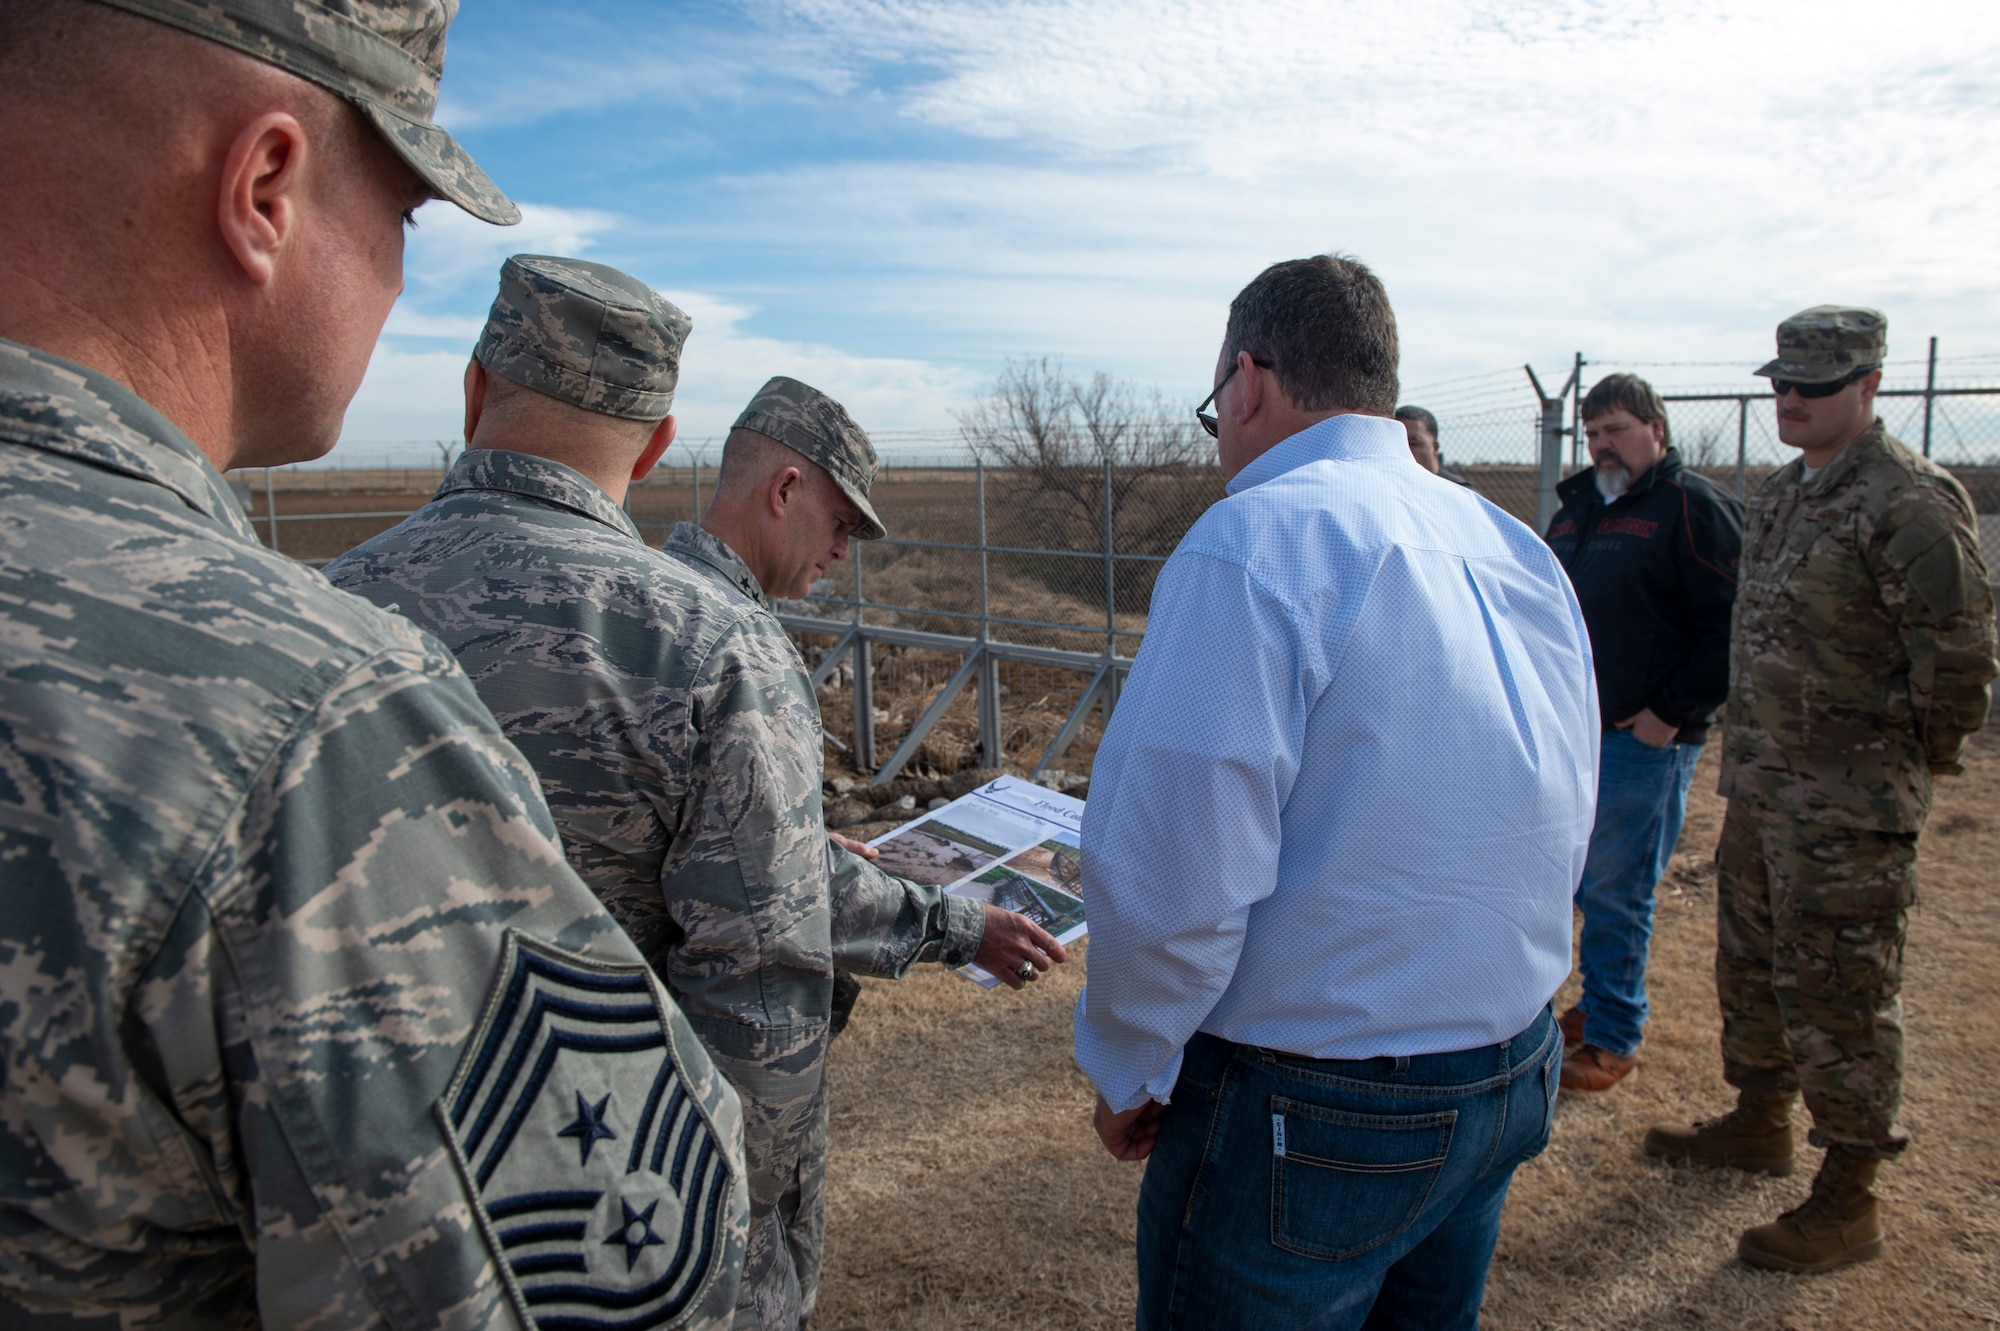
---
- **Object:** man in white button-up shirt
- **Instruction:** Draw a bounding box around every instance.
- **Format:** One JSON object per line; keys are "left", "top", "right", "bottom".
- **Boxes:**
{"left": 1074, "top": 254, "right": 1598, "bottom": 1331}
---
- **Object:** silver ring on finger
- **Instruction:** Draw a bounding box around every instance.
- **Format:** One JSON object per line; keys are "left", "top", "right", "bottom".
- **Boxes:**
{"left": 1016, "top": 961, "right": 1036, "bottom": 981}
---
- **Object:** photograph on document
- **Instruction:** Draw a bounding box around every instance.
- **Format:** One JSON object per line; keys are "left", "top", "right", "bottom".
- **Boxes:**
{"left": 956, "top": 864, "right": 1087, "bottom": 939}
{"left": 867, "top": 801, "right": 1042, "bottom": 888}
{"left": 996, "top": 830, "right": 1082, "bottom": 897}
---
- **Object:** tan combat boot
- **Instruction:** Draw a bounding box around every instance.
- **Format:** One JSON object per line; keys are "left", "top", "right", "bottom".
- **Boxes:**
{"left": 1642, "top": 1091, "right": 1795, "bottom": 1176}
{"left": 1737, "top": 1147, "right": 1884, "bottom": 1272}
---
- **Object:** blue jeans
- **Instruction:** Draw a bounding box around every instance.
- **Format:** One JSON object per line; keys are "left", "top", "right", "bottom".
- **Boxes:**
{"left": 1573, "top": 729, "right": 1703, "bottom": 1056}
{"left": 1135, "top": 1009, "right": 1560, "bottom": 1331}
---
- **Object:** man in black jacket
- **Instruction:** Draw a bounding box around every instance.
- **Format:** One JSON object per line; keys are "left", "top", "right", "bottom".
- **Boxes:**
{"left": 1545, "top": 374, "right": 1743, "bottom": 1090}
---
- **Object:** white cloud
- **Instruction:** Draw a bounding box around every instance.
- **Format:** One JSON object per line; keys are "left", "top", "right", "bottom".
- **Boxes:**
{"left": 651, "top": 288, "right": 985, "bottom": 452}
{"left": 335, "top": 281, "right": 983, "bottom": 463}
{"left": 404, "top": 201, "right": 622, "bottom": 297}
{"left": 750, "top": 0, "right": 2000, "bottom": 354}
{"left": 337, "top": 348, "right": 469, "bottom": 452}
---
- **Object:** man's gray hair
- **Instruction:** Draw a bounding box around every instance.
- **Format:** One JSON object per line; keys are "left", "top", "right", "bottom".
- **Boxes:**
{"left": 1223, "top": 254, "right": 1399, "bottom": 416}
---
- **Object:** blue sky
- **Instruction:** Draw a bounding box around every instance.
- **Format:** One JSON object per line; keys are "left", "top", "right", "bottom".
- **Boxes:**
{"left": 337, "top": 0, "right": 2000, "bottom": 465}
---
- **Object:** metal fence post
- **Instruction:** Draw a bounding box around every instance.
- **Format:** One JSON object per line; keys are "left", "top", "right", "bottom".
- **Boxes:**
{"left": 691, "top": 450, "right": 702, "bottom": 520}
{"left": 263, "top": 467, "right": 280, "bottom": 554}
{"left": 1569, "top": 352, "right": 1585, "bottom": 470}
{"left": 1102, "top": 457, "right": 1115, "bottom": 662}
{"left": 851, "top": 533, "right": 873, "bottom": 769}
{"left": 1525, "top": 362, "right": 1578, "bottom": 533}
{"left": 976, "top": 457, "right": 1002, "bottom": 768}
{"left": 1735, "top": 396, "right": 1749, "bottom": 498}
{"left": 1923, "top": 335, "right": 1938, "bottom": 458}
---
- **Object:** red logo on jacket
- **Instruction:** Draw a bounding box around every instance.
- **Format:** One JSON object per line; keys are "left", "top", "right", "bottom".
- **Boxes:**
{"left": 1597, "top": 516, "right": 1659, "bottom": 539}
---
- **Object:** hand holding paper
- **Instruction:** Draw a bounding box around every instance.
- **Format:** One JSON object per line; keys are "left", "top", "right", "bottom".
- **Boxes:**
{"left": 974, "top": 906, "right": 1068, "bottom": 989}
{"left": 864, "top": 774, "right": 1092, "bottom": 988}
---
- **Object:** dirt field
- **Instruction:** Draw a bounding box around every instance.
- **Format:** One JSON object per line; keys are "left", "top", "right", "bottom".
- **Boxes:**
{"left": 812, "top": 728, "right": 2000, "bottom": 1330}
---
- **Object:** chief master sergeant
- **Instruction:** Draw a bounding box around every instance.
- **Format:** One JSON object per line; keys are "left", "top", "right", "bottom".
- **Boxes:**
{"left": 0, "top": 3, "right": 749, "bottom": 1328}
{"left": 1645, "top": 306, "right": 1996, "bottom": 1273}
{"left": 326, "top": 257, "right": 1066, "bottom": 1330}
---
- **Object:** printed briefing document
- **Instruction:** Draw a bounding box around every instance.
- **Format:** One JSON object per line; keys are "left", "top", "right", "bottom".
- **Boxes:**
{"left": 865, "top": 774, "right": 1087, "bottom": 986}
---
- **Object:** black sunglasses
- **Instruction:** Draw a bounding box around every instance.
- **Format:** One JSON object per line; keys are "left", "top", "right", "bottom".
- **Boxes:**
{"left": 1771, "top": 366, "right": 1875, "bottom": 400}
{"left": 1195, "top": 357, "right": 1275, "bottom": 437}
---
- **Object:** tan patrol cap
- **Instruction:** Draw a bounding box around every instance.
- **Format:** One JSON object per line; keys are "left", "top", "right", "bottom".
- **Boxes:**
{"left": 475, "top": 256, "right": 691, "bottom": 421}
{"left": 732, "top": 377, "right": 886, "bottom": 541}
{"left": 88, "top": 0, "right": 518, "bottom": 225}
{"left": 1754, "top": 305, "right": 1887, "bottom": 384}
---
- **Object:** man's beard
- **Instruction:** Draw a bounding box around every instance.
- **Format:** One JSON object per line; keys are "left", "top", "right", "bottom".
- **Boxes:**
{"left": 1595, "top": 460, "right": 1632, "bottom": 501}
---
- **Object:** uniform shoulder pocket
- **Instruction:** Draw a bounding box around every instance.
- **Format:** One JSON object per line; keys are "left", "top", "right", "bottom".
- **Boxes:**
{"left": 1884, "top": 506, "right": 1983, "bottom": 618}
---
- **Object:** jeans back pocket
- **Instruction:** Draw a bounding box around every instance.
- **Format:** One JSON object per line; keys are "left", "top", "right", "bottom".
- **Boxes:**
{"left": 1269, "top": 1096, "right": 1457, "bottom": 1262}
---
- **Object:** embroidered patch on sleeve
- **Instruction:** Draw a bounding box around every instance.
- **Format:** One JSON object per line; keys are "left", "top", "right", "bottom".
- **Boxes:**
{"left": 438, "top": 931, "right": 734, "bottom": 1330}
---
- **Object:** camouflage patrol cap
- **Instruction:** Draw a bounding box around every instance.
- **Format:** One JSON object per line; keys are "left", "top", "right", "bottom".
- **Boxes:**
{"left": 474, "top": 255, "right": 690, "bottom": 421}
{"left": 733, "top": 377, "right": 887, "bottom": 540}
{"left": 87, "top": 0, "right": 518, "bottom": 225}
{"left": 1754, "top": 305, "right": 1888, "bottom": 384}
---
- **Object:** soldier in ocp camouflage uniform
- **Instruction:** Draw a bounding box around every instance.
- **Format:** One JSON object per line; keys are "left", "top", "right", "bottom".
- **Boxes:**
{"left": 1, "top": 5, "right": 748, "bottom": 1327}
{"left": 326, "top": 266, "right": 1065, "bottom": 1330}
{"left": 1646, "top": 307, "right": 1996, "bottom": 1273}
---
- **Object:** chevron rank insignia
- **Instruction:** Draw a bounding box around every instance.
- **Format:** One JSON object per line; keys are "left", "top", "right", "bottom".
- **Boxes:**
{"left": 439, "top": 932, "right": 736, "bottom": 1329}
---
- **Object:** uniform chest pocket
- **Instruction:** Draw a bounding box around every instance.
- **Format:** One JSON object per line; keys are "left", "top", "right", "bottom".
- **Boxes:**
{"left": 1774, "top": 525, "right": 1877, "bottom": 638}
{"left": 1268, "top": 1097, "right": 1457, "bottom": 1261}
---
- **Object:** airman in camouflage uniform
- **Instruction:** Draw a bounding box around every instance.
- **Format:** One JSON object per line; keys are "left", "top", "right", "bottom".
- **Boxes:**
{"left": 1, "top": 5, "right": 748, "bottom": 1326}
{"left": 1647, "top": 306, "right": 1996, "bottom": 1273}
{"left": 325, "top": 272, "right": 1048, "bottom": 1330}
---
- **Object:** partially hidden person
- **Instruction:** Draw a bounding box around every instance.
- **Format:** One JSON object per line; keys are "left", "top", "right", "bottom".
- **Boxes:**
{"left": 1543, "top": 373, "right": 1743, "bottom": 1091}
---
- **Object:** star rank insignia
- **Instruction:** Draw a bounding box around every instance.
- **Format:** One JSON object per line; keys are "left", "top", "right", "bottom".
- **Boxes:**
{"left": 439, "top": 931, "right": 739, "bottom": 1329}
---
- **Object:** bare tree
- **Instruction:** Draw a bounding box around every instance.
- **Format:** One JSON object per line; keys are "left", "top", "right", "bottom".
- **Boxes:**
{"left": 1681, "top": 426, "right": 1723, "bottom": 469}
{"left": 958, "top": 358, "right": 1217, "bottom": 609}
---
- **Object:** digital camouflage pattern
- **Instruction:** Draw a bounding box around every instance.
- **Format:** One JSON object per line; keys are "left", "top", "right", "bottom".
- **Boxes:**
{"left": 324, "top": 453, "right": 985, "bottom": 1330}
{"left": 1715, "top": 800, "right": 1915, "bottom": 1156}
{"left": 1719, "top": 421, "right": 1996, "bottom": 832}
{"left": 88, "top": 0, "right": 518, "bottom": 223}
{"left": 0, "top": 339, "right": 747, "bottom": 1329}
{"left": 1753, "top": 305, "right": 1888, "bottom": 384}
{"left": 476, "top": 256, "right": 691, "bottom": 421}
{"left": 731, "top": 377, "right": 886, "bottom": 541}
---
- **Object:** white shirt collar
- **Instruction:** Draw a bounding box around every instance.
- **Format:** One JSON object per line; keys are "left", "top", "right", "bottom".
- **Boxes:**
{"left": 1225, "top": 413, "right": 1412, "bottom": 497}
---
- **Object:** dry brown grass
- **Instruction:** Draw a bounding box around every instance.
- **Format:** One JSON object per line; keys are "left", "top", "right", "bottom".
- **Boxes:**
{"left": 813, "top": 730, "right": 2000, "bottom": 1330}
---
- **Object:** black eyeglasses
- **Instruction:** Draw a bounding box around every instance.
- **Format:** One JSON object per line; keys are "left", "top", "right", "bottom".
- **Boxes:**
{"left": 1771, "top": 366, "right": 1874, "bottom": 400}
{"left": 1195, "top": 357, "right": 1274, "bottom": 437}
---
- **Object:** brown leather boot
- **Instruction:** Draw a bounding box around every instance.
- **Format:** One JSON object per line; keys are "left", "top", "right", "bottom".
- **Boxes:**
{"left": 1558, "top": 1004, "right": 1587, "bottom": 1048}
{"left": 1643, "top": 1091, "right": 1795, "bottom": 1176}
{"left": 1561, "top": 1043, "right": 1638, "bottom": 1091}
{"left": 1738, "top": 1148, "right": 1884, "bottom": 1272}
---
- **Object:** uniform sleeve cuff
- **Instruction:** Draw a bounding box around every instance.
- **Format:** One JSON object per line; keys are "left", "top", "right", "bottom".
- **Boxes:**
{"left": 940, "top": 893, "right": 985, "bottom": 967}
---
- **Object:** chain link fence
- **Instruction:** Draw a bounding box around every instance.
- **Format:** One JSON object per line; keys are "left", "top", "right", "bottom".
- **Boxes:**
{"left": 239, "top": 348, "right": 2000, "bottom": 781}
